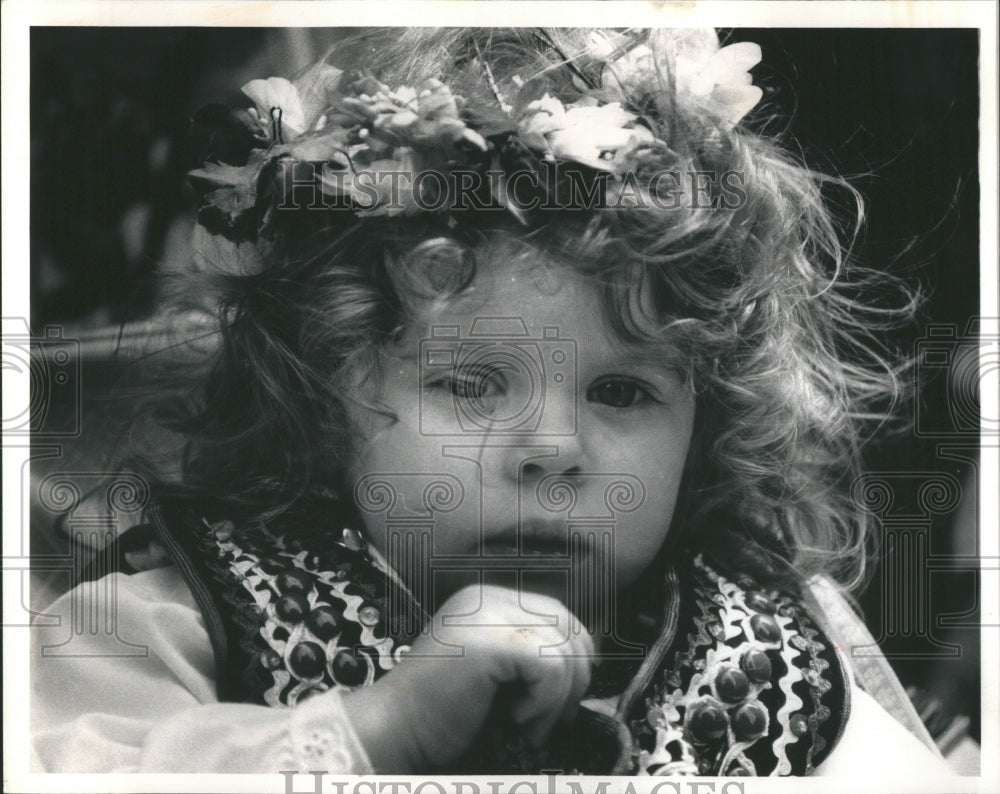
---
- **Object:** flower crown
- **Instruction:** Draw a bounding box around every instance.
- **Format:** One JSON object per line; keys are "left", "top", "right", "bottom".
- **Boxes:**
{"left": 189, "top": 29, "right": 762, "bottom": 240}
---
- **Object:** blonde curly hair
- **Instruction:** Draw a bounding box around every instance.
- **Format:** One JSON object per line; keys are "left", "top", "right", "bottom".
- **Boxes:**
{"left": 166, "top": 28, "right": 917, "bottom": 593}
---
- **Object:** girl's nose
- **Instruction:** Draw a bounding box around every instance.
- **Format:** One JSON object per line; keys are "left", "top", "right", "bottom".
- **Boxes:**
{"left": 520, "top": 456, "right": 582, "bottom": 481}
{"left": 499, "top": 428, "right": 586, "bottom": 483}
{"left": 487, "top": 384, "right": 586, "bottom": 481}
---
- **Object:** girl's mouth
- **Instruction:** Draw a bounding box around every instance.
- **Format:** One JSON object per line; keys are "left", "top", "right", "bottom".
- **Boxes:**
{"left": 481, "top": 538, "right": 571, "bottom": 558}
{"left": 478, "top": 523, "right": 600, "bottom": 563}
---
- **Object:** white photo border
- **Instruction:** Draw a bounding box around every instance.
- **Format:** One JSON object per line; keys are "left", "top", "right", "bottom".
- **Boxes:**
{"left": 3, "top": 2, "right": 997, "bottom": 793}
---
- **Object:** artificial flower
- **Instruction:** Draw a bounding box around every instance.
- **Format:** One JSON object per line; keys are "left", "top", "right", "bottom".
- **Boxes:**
{"left": 242, "top": 77, "right": 307, "bottom": 141}
{"left": 518, "top": 94, "right": 655, "bottom": 170}
{"left": 353, "top": 80, "right": 488, "bottom": 153}
{"left": 191, "top": 29, "right": 765, "bottom": 235}
{"left": 602, "top": 29, "right": 762, "bottom": 129}
{"left": 668, "top": 29, "right": 762, "bottom": 127}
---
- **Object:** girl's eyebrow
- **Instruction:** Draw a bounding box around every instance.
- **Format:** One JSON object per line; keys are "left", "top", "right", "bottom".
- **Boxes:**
{"left": 608, "top": 343, "right": 688, "bottom": 374}
{"left": 394, "top": 332, "right": 461, "bottom": 365}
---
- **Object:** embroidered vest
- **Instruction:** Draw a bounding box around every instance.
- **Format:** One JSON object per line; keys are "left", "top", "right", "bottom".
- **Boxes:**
{"left": 142, "top": 499, "right": 850, "bottom": 776}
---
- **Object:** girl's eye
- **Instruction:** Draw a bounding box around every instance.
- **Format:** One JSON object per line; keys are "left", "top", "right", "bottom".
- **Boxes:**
{"left": 449, "top": 375, "right": 489, "bottom": 400}
{"left": 587, "top": 378, "right": 653, "bottom": 408}
{"left": 437, "top": 368, "right": 505, "bottom": 401}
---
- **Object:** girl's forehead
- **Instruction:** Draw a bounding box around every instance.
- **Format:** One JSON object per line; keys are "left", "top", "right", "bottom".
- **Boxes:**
{"left": 411, "top": 255, "right": 601, "bottom": 339}
{"left": 381, "top": 246, "right": 690, "bottom": 380}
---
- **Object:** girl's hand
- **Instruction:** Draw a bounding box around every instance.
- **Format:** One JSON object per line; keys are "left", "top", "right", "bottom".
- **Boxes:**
{"left": 340, "top": 584, "right": 594, "bottom": 772}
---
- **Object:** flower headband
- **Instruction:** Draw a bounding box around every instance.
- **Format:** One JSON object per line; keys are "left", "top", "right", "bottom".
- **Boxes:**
{"left": 189, "top": 29, "right": 762, "bottom": 239}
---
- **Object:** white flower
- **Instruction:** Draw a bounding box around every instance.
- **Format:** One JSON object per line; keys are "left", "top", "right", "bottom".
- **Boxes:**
{"left": 518, "top": 94, "right": 655, "bottom": 170}
{"left": 242, "top": 76, "right": 307, "bottom": 141}
{"left": 603, "top": 29, "right": 763, "bottom": 128}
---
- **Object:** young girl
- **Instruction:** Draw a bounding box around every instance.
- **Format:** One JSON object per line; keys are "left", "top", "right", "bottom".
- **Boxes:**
{"left": 31, "top": 27, "right": 956, "bottom": 778}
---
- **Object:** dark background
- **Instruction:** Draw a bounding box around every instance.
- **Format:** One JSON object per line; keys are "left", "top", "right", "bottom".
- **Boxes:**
{"left": 29, "top": 28, "right": 982, "bottom": 738}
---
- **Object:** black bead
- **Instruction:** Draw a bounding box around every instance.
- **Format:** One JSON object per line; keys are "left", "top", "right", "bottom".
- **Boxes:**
{"left": 331, "top": 649, "right": 369, "bottom": 686}
{"left": 732, "top": 703, "right": 768, "bottom": 741}
{"left": 688, "top": 702, "right": 728, "bottom": 743}
{"left": 750, "top": 613, "right": 781, "bottom": 643}
{"left": 745, "top": 591, "right": 777, "bottom": 614}
{"left": 741, "top": 649, "right": 773, "bottom": 683}
{"left": 275, "top": 592, "right": 310, "bottom": 623}
{"left": 358, "top": 604, "right": 381, "bottom": 627}
{"left": 289, "top": 641, "right": 325, "bottom": 678}
{"left": 789, "top": 713, "right": 810, "bottom": 736}
{"left": 306, "top": 605, "right": 341, "bottom": 642}
{"left": 342, "top": 528, "right": 366, "bottom": 552}
{"left": 276, "top": 569, "right": 312, "bottom": 594}
{"left": 715, "top": 667, "right": 751, "bottom": 703}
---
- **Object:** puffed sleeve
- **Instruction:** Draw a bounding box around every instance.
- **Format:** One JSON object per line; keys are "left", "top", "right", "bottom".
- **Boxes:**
{"left": 813, "top": 658, "right": 955, "bottom": 779}
{"left": 30, "top": 567, "right": 374, "bottom": 773}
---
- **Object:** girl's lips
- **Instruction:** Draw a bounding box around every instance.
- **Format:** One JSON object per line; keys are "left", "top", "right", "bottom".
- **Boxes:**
{"left": 479, "top": 524, "right": 599, "bottom": 559}
{"left": 481, "top": 538, "right": 570, "bottom": 557}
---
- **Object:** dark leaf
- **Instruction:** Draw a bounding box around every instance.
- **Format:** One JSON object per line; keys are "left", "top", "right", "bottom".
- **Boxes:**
{"left": 191, "top": 103, "right": 266, "bottom": 166}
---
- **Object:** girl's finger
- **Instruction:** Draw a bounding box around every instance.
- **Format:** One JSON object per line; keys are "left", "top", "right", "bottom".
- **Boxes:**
{"left": 512, "top": 624, "right": 593, "bottom": 747}
{"left": 558, "top": 628, "right": 595, "bottom": 726}
{"left": 515, "top": 677, "right": 570, "bottom": 747}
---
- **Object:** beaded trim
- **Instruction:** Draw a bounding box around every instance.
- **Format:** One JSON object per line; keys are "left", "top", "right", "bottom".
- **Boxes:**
{"left": 206, "top": 519, "right": 411, "bottom": 705}
{"left": 151, "top": 506, "right": 847, "bottom": 775}
{"left": 632, "top": 555, "right": 845, "bottom": 776}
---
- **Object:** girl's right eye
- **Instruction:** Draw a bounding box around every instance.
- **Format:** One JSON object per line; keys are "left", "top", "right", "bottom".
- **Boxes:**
{"left": 430, "top": 367, "right": 506, "bottom": 402}
{"left": 448, "top": 374, "right": 490, "bottom": 400}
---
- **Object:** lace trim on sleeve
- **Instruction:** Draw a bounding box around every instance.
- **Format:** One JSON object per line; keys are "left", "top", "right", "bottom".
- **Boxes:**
{"left": 267, "top": 690, "right": 374, "bottom": 774}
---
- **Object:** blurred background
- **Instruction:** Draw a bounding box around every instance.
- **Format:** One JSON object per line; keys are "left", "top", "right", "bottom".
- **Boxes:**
{"left": 26, "top": 27, "right": 982, "bottom": 753}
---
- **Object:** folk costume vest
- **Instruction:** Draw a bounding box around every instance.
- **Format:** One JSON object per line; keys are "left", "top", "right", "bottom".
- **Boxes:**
{"left": 136, "top": 499, "right": 850, "bottom": 776}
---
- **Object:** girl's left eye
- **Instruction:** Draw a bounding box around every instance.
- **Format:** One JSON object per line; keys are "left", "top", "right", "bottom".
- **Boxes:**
{"left": 586, "top": 378, "right": 653, "bottom": 408}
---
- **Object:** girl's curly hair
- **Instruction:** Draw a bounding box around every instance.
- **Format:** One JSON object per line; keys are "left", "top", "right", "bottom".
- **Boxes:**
{"left": 154, "top": 28, "right": 917, "bottom": 593}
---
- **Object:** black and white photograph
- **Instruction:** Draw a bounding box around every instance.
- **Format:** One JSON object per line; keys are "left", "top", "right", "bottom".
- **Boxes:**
{"left": 3, "top": 2, "right": 997, "bottom": 792}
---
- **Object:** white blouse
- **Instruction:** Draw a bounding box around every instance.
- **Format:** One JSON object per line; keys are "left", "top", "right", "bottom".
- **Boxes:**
{"left": 30, "top": 567, "right": 954, "bottom": 777}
